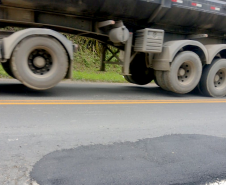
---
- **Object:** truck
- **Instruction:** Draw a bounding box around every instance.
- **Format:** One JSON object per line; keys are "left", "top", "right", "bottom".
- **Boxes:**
{"left": 0, "top": 0, "right": 226, "bottom": 97}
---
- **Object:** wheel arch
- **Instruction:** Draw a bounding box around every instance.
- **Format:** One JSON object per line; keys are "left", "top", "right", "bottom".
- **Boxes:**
{"left": 205, "top": 44, "right": 226, "bottom": 64}
{"left": 152, "top": 40, "right": 208, "bottom": 71}
{"left": 3, "top": 28, "right": 73, "bottom": 60}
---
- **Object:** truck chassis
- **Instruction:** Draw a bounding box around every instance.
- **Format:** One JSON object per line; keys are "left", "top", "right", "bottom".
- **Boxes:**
{"left": 1, "top": 0, "right": 226, "bottom": 97}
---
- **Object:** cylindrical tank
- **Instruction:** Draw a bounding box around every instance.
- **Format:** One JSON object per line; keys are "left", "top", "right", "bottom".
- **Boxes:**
{"left": 2, "top": 0, "right": 226, "bottom": 33}
{"left": 1, "top": 0, "right": 158, "bottom": 20}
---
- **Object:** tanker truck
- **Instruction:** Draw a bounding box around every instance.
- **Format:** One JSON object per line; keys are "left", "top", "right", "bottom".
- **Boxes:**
{"left": 0, "top": 0, "right": 226, "bottom": 97}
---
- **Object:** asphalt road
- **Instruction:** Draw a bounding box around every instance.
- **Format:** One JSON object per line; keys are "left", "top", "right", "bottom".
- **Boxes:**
{"left": 1, "top": 79, "right": 226, "bottom": 185}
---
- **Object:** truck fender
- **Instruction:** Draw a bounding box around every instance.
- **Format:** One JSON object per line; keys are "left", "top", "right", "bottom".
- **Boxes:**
{"left": 152, "top": 40, "right": 208, "bottom": 71}
{"left": 205, "top": 44, "right": 226, "bottom": 64}
{"left": 2, "top": 28, "right": 73, "bottom": 61}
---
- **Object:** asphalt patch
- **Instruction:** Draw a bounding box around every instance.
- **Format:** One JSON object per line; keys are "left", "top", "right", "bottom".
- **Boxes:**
{"left": 30, "top": 134, "right": 226, "bottom": 185}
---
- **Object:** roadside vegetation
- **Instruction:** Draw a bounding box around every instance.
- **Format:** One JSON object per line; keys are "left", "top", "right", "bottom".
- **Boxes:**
{"left": 71, "top": 35, "right": 125, "bottom": 82}
{"left": 0, "top": 28, "right": 126, "bottom": 83}
{"left": 0, "top": 65, "right": 8, "bottom": 78}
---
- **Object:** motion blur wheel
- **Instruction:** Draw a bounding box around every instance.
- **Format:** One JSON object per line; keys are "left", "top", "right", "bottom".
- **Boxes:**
{"left": 164, "top": 51, "right": 202, "bottom": 94}
{"left": 28, "top": 49, "right": 53, "bottom": 76}
{"left": 199, "top": 59, "right": 226, "bottom": 97}
{"left": 124, "top": 75, "right": 135, "bottom": 83}
{"left": 155, "top": 70, "right": 169, "bottom": 91}
{"left": 124, "top": 53, "right": 154, "bottom": 85}
{"left": 10, "top": 36, "right": 68, "bottom": 90}
{"left": 153, "top": 76, "right": 159, "bottom": 87}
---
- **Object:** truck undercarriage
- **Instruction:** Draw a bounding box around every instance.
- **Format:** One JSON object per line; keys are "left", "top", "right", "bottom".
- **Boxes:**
{"left": 1, "top": 0, "right": 226, "bottom": 97}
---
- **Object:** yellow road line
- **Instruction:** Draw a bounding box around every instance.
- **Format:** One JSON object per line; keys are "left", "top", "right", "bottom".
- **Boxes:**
{"left": 0, "top": 99, "right": 226, "bottom": 105}
{"left": 0, "top": 99, "right": 226, "bottom": 102}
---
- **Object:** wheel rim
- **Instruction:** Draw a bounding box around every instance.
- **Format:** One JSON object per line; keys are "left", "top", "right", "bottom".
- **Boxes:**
{"left": 28, "top": 49, "right": 53, "bottom": 75}
{"left": 213, "top": 68, "right": 226, "bottom": 89}
{"left": 177, "top": 61, "right": 195, "bottom": 85}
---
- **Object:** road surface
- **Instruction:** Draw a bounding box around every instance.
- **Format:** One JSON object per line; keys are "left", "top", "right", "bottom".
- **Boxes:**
{"left": 0, "top": 79, "right": 226, "bottom": 185}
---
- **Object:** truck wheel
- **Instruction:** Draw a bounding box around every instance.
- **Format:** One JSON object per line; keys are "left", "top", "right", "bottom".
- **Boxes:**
{"left": 124, "top": 75, "right": 135, "bottom": 83}
{"left": 199, "top": 59, "right": 226, "bottom": 97}
{"left": 164, "top": 51, "right": 202, "bottom": 94}
{"left": 155, "top": 71, "right": 169, "bottom": 91}
{"left": 128, "top": 53, "right": 154, "bottom": 85}
{"left": 10, "top": 36, "right": 68, "bottom": 90}
{"left": 1, "top": 61, "right": 15, "bottom": 78}
{"left": 153, "top": 77, "right": 159, "bottom": 86}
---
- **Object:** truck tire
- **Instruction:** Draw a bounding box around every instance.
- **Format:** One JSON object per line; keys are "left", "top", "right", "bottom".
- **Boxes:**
{"left": 155, "top": 71, "right": 169, "bottom": 91}
{"left": 10, "top": 36, "right": 68, "bottom": 90}
{"left": 128, "top": 53, "right": 154, "bottom": 85}
{"left": 153, "top": 77, "right": 159, "bottom": 86}
{"left": 198, "top": 59, "right": 226, "bottom": 97}
{"left": 1, "top": 61, "right": 15, "bottom": 78}
{"left": 164, "top": 51, "right": 202, "bottom": 94}
{"left": 124, "top": 75, "right": 135, "bottom": 83}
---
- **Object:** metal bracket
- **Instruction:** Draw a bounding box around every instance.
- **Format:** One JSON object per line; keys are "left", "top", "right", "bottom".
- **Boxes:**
{"left": 100, "top": 32, "right": 133, "bottom": 75}
{"left": 105, "top": 46, "right": 123, "bottom": 64}
{"left": 100, "top": 44, "right": 107, "bottom": 71}
{"left": 187, "top": 34, "right": 208, "bottom": 39}
{"left": 123, "top": 33, "right": 133, "bottom": 75}
{"left": 100, "top": 45, "right": 123, "bottom": 71}
{"left": 97, "top": 20, "right": 115, "bottom": 28}
{"left": 148, "top": 0, "right": 171, "bottom": 23}
{"left": 146, "top": 53, "right": 154, "bottom": 68}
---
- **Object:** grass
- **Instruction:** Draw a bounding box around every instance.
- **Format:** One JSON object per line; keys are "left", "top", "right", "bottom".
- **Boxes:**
{"left": 0, "top": 64, "right": 126, "bottom": 83}
{"left": 73, "top": 71, "right": 125, "bottom": 83}
{"left": 0, "top": 65, "right": 10, "bottom": 78}
{"left": 72, "top": 49, "right": 126, "bottom": 83}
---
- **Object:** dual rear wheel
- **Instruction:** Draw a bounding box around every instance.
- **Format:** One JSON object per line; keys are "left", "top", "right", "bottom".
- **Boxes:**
{"left": 125, "top": 50, "right": 226, "bottom": 97}
{"left": 156, "top": 51, "right": 226, "bottom": 97}
{"left": 199, "top": 59, "right": 226, "bottom": 97}
{"left": 156, "top": 51, "right": 202, "bottom": 94}
{"left": 124, "top": 51, "right": 203, "bottom": 95}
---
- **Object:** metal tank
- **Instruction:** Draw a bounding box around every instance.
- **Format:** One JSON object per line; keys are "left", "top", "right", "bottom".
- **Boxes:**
{"left": 1, "top": 0, "right": 226, "bottom": 36}
{"left": 1, "top": 0, "right": 159, "bottom": 20}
